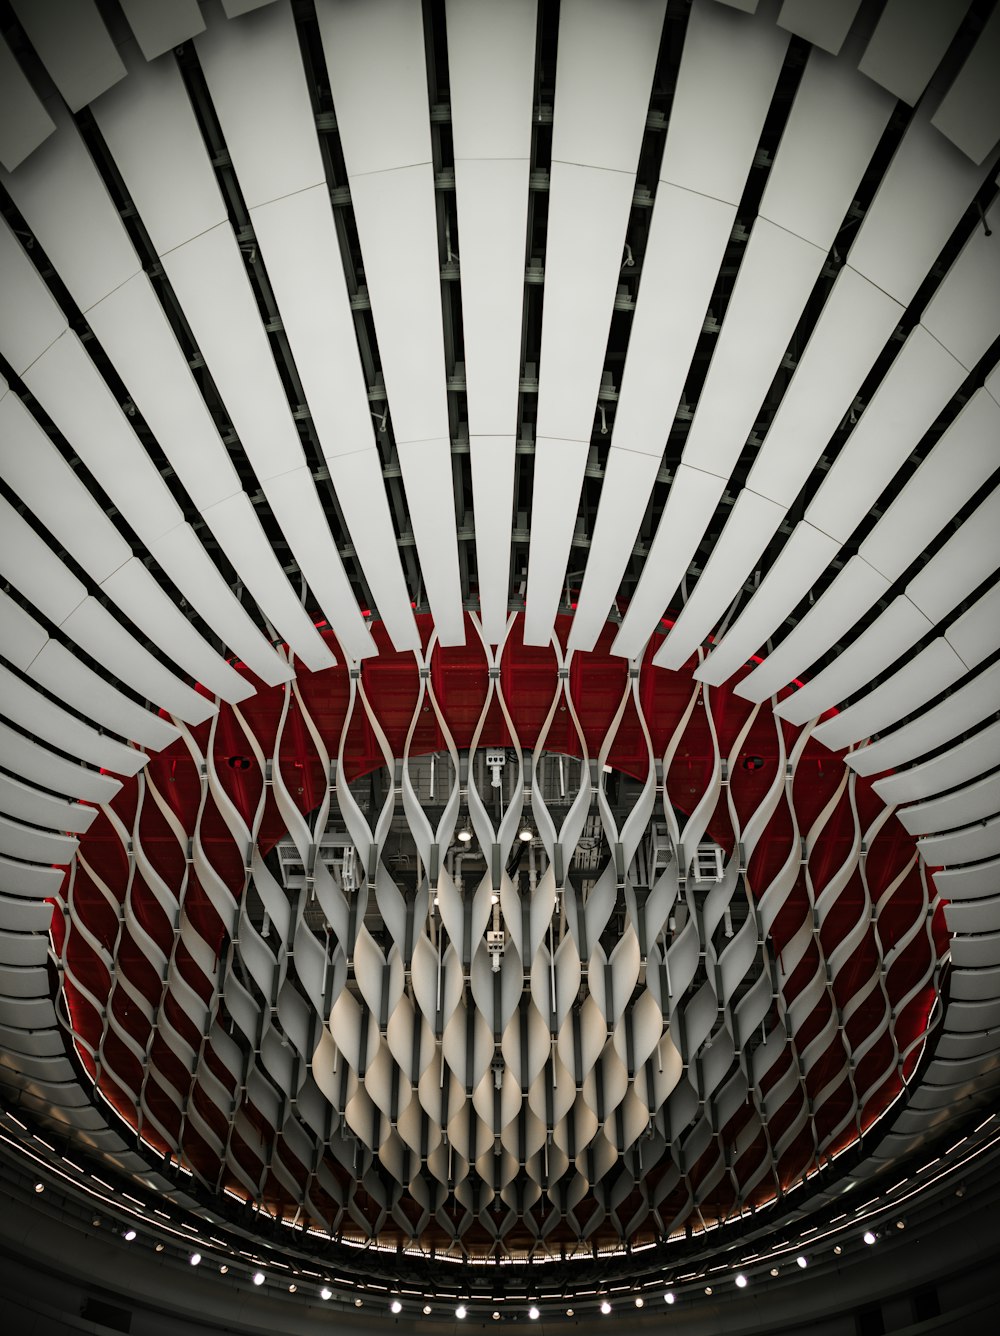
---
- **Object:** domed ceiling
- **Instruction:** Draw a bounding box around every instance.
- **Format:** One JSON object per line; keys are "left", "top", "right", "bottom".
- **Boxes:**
{"left": 0, "top": 0, "right": 999, "bottom": 1318}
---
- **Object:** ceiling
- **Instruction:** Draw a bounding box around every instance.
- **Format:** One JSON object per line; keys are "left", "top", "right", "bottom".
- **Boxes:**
{"left": 1, "top": 0, "right": 999, "bottom": 1322}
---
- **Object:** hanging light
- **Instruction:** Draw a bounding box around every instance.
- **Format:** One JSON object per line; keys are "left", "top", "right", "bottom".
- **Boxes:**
{"left": 457, "top": 825, "right": 473, "bottom": 844}
{"left": 529, "top": 1306, "right": 540, "bottom": 1320}
{"left": 518, "top": 825, "right": 533, "bottom": 843}
{"left": 456, "top": 1304, "right": 468, "bottom": 1320}
{"left": 663, "top": 1292, "right": 675, "bottom": 1305}
{"left": 321, "top": 1288, "right": 332, "bottom": 1301}
{"left": 391, "top": 1300, "right": 402, "bottom": 1314}
{"left": 735, "top": 1274, "right": 748, "bottom": 1289}
{"left": 252, "top": 1272, "right": 265, "bottom": 1286}
{"left": 600, "top": 1300, "right": 611, "bottom": 1315}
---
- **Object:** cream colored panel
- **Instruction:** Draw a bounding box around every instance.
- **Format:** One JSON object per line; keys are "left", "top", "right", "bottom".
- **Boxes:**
{"left": 777, "top": 0, "right": 862, "bottom": 54}
{"left": 874, "top": 719, "right": 1000, "bottom": 806}
{"left": 858, "top": 0, "right": 971, "bottom": 106}
{"left": 931, "top": 5, "right": 1000, "bottom": 166}
{"left": 0, "top": 721, "right": 121, "bottom": 804}
{"left": 120, "top": 0, "right": 205, "bottom": 60}
{"left": 0, "top": 36, "right": 55, "bottom": 172}
{"left": 10, "top": 0, "right": 125, "bottom": 113}
{"left": 900, "top": 771, "right": 1000, "bottom": 838}
{"left": 0, "top": 775, "right": 97, "bottom": 836}
{"left": 947, "top": 583, "right": 1000, "bottom": 670}
{"left": 907, "top": 485, "right": 1000, "bottom": 624}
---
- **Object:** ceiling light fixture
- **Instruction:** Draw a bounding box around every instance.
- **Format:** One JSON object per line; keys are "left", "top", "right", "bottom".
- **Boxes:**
{"left": 189, "top": 1253, "right": 201, "bottom": 1267}
{"left": 600, "top": 1300, "right": 611, "bottom": 1314}
{"left": 423, "top": 1306, "right": 432, "bottom": 1316}
{"left": 288, "top": 1284, "right": 297, "bottom": 1294}
{"left": 123, "top": 1229, "right": 137, "bottom": 1242}
{"left": 518, "top": 825, "right": 533, "bottom": 843}
{"left": 735, "top": 1274, "right": 748, "bottom": 1289}
{"left": 529, "top": 1306, "right": 539, "bottom": 1320}
{"left": 33, "top": 1183, "right": 44, "bottom": 1194}
{"left": 321, "top": 1288, "right": 332, "bottom": 1301}
{"left": 664, "top": 1292, "right": 675, "bottom": 1305}
{"left": 635, "top": 1297, "right": 644, "bottom": 1307}
{"left": 863, "top": 1231, "right": 876, "bottom": 1246}
{"left": 457, "top": 825, "right": 473, "bottom": 844}
{"left": 219, "top": 1264, "right": 228, "bottom": 1274}
{"left": 796, "top": 1256, "right": 808, "bottom": 1269}
{"left": 252, "top": 1271, "right": 265, "bottom": 1286}
{"left": 704, "top": 1287, "right": 713, "bottom": 1296}
{"left": 391, "top": 1300, "right": 402, "bottom": 1314}
{"left": 456, "top": 1304, "right": 467, "bottom": 1319}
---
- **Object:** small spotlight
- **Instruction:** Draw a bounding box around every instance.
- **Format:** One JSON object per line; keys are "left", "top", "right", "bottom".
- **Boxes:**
{"left": 600, "top": 1300, "right": 611, "bottom": 1315}
{"left": 252, "top": 1272, "right": 265, "bottom": 1286}
{"left": 492, "top": 1314, "right": 500, "bottom": 1323}
{"left": 321, "top": 1288, "right": 332, "bottom": 1301}
{"left": 704, "top": 1287, "right": 713, "bottom": 1296}
{"left": 566, "top": 1310, "right": 574, "bottom": 1317}
{"left": 423, "top": 1306, "right": 432, "bottom": 1315}
{"left": 735, "top": 1274, "right": 748, "bottom": 1289}
{"left": 518, "top": 826, "right": 533, "bottom": 843}
{"left": 155, "top": 1243, "right": 165, "bottom": 1253}
{"left": 456, "top": 1305, "right": 467, "bottom": 1320}
{"left": 863, "top": 1231, "right": 876, "bottom": 1246}
{"left": 895, "top": 1220, "right": 905, "bottom": 1231}
{"left": 457, "top": 826, "right": 473, "bottom": 844}
{"left": 770, "top": 1268, "right": 779, "bottom": 1277}
{"left": 635, "top": 1297, "right": 644, "bottom": 1308}
{"left": 123, "top": 1229, "right": 137, "bottom": 1242}
{"left": 190, "top": 1253, "right": 201, "bottom": 1266}
{"left": 288, "top": 1284, "right": 297, "bottom": 1293}
{"left": 219, "top": 1264, "right": 228, "bottom": 1275}
{"left": 796, "top": 1256, "right": 807, "bottom": 1269}
{"left": 391, "top": 1300, "right": 402, "bottom": 1314}
{"left": 833, "top": 1245, "right": 842, "bottom": 1256}
{"left": 664, "top": 1292, "right": 675, "bottom": 1305}
{"left": 491, "top": 892, "right": 499, "bottom": 904}
{"left": 33, "top": 1183, "right": 44, "bottom": 1194}
{"left": 355, "top": 1298, "right": 363, "bottom": 1307}
{"left": 529, "top": 1307, "right": 539, "bottom": 1320}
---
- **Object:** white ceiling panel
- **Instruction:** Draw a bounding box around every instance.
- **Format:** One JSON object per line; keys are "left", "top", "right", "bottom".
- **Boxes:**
{"left": 550, "top": 0, "right": 665, "bottom": 175}
{"left": 930, "top": 4, "right": 1000, "bottom": 166}
{"left": 806, "top": 326, "right": 968, "bottom": 544}
{"left": 695, "top": 522, "right": 839, "bottom": 687}
{"left": 874, "top": 718, "right": 1000, "bottom": 807}
{"left": 777, "top": 0, "right": 863, "bottom": 54}
{"left": 85, "top": 272, "right": 241, "bottom": 509}
{"left": 907, "top": 485, "right": 1000, "bottom": 625}
{"left": 393, "top": 440, "right": 465, "bottom": 648}
{"left": 660, "top": 0, "right": 788, "bottom": 204}
{"left": 0, "top": 774, "right": 96, "bottom": 836}
{"left": 812, "top": 639, "right": 966, "bottom": 751}
{"left": 736, "top": 556, "right": 890, "bottom": 704}
{"left": 29, "top": 642, "right": 180, "bottom": 752}
{"left": 534, "top": 164, "right": 637, "bottom": 444}
{"left": 160, "top": 224, "right": 305, "bottom": 483}
{"left": 758, "top": 42, "right": 894, "bottom": 252}
{"left": 746, "top": 265, "right": 904, "bottom": 506}
{"left": 858, "top": 0, "right": 971, "bottom": 106}
{"left": 23, "top": 331, "right": 182, "bottom": 545}
{"left": 91, "top": 42, "right": 228, "bottom": 256}
{"left": 101, "top": 559, "right": 255, "bottom": 705}
{"left": 10, "top": 0, "right": 125, "bottom": 113}
{"left": 921, "top": 195, "right": 1000, "bottom": 372}
{"left": 446, "top": 0, "right": 536, "bottom": 162}
{"left": 119, "top": 0, "right": 205, "bottom": 61}
{"left": 847, "top": 98, "right": 993, "bottom": 306}
{"left": 0, "top": 217, "right": 67, "bottom": 375}
{"left": 846, "top": 661, "right": 1000, "bottom": 778}
{"left": 0, "top": 393, "right": 132, "bottom": 584}
{"left": 680, "top": 219, "right": 825, "bottom": 481}
{"left": 609, "top": 185, "right": 737, "bottom": 460}
{"left": 61, "top": 599, "right": 218, "bottom": 726}
{"left": 256, "top": 467, "right": 378, "bottom": 661}
{"left": 0, "top": 721, "right": 121, "bottom": 805}
{"left": 196, "top": 0, "right": 323, "bottom": 207}
{"left": 774, "top": 595, "right": 932, "bottom": 726}
{"left": 452, "top": 158, "right": 531, "bottom": 438}
{"left": 610, "top": 465, "right": 726, "bottom": 661}
{"left": 899, "top": 770, "right": 1000, "bottom": 838}
{"left": 0, "top": 814, "right": 77, "bottom": 869}
{"left": 198, "top": 493, "right": 335, "bottom": 672}
{"left": 316, "top": 0, "right": 432, "bottom": 177}
{"left": 568, "top": 449, "right": 664, "bottom": 653}
{"left": 919, "top": 817, "right": 1000, "bottom": 869}
{"left": 523, "top": 438, "right": 591, "bottom": 648}
{"left": 0, "top": 498, "right": 86, "bottom": 629}
{"left": 947, "top": 582, "right": 1000, "bottom": 671}
{"left": 0, "top": 591, "right": 47, "bottom": 672}
{"left": 0, "top": 99, "right": 141, "bottom": 313}
{"left": 653, "top": 489, "right": 787, "bottom": 670}
{"left": 858, "top": 389, "right": 1000, "bottom": 582}
{"left": 0, "top": 663, "right": 148, "bottom": 778}
{"left": 146, "top": 525, "right": 292, "bottom": 688}
{"left": 469, "top": 437, "right": 517, "bottom": 648}
{"left": 0, "top": 35, "right": 55, "bottom": 172}
{"left": 325, "top": 449, "right": 421, "bottom": 652}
